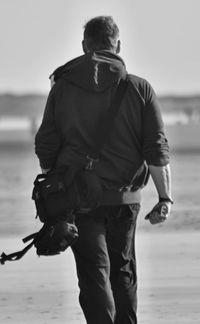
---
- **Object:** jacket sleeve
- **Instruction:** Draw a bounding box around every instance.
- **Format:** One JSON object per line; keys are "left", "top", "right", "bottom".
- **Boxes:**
{"left": 35, "top": 86, "right": 62, "bottom": 169}
{"left": 142, "top": 81, "right": 170, "bottom": 166}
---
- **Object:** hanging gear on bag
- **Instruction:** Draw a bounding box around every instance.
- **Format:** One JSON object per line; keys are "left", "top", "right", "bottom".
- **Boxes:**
{"left": 0, "top": 219, "right": 78, "bottom": 264}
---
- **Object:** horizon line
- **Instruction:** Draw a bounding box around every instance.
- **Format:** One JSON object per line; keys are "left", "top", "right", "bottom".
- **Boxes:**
{"left": 0, "top": 90, "right": 200, "bottom": 98}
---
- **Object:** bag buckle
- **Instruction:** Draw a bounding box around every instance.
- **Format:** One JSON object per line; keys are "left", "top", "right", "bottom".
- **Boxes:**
{"left": 85, "top": 155, "right": 99, "bottom": 170}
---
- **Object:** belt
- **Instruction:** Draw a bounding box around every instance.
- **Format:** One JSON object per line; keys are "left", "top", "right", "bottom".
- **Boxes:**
{"left": 78, "top": 189, "right": 142, "bottom": 213}
{"left": 99, "top": 189, "right": 141, "bottom": 206}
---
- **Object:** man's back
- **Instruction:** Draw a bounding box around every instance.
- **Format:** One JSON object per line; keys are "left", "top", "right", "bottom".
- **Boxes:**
{"left": 35, "top": 50, "right": 168, "bottom": 190}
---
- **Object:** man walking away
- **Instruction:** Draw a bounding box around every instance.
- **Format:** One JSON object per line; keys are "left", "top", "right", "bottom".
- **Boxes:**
{"left": 35, "top": 16, "right": 173, "bottom": 324}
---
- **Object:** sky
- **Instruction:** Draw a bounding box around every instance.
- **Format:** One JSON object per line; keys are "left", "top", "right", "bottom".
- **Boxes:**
{"left": 0, "top": 0, "right": 199, "bottom": 95}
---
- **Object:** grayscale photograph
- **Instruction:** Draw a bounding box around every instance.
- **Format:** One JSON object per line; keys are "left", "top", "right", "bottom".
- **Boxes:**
{"left": 0, "top": 0, "right": 200, "bottom": 323}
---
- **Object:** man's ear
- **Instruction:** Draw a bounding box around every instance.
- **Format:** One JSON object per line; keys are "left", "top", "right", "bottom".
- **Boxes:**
{"left": 82, "top": 40, "right": 88, "bottom": 53}
{"left": 116, "top": 40, "right": 121, "bottom": 54}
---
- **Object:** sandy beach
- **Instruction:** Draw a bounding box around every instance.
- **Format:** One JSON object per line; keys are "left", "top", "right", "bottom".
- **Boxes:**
{"left": 0, "top": 141, "right": 200, "bottom": 323}
{"left": 1, "top": 231, "right": 200, "bottom": 324}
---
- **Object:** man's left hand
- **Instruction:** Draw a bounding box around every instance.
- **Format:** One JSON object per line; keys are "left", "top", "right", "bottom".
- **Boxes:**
{"left": 145, "top": 201, "right": 171, "bottom": 225}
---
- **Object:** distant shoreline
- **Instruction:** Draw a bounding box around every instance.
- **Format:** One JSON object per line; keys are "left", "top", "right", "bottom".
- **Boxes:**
{"left": 1, "top": 123, "right": 200, "bottom": 152}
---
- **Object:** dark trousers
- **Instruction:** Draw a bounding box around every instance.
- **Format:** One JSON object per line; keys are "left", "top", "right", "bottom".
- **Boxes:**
{"left": 71, "top": 204, "right": 140, "bottom": 324}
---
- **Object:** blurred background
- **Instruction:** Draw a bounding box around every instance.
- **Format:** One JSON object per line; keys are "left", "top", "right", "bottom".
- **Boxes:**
{"left": 0, "top": 1, "right": 200, "bottom": 323}
{"left": 0, "top": 0, "right": 200, "bottom": 234}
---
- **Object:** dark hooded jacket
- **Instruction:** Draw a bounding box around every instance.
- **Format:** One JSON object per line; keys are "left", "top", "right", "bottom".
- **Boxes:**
{"left": 35, "top": 51, "right": 169, "bottom": 192}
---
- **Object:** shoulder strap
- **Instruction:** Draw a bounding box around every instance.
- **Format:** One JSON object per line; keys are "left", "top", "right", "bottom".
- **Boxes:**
{"left": 87, "top": 78, "right": 128, "bottom": 161}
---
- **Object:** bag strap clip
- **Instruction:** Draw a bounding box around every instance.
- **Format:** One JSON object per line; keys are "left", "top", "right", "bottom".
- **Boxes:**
{"left": 85, "top": 155, "right": 99, "bottom": 170}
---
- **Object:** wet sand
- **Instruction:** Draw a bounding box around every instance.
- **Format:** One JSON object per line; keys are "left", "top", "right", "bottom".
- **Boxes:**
{"left": 1, "top": 231, "right": 200, "bottom": 324}
{"left": 0, "top": 143, "right": 200, "bottom": 323}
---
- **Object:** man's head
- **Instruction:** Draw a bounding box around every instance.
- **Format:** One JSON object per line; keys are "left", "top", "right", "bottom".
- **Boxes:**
{"left": 82, "top": 16, "right": 120, "bottom": 54}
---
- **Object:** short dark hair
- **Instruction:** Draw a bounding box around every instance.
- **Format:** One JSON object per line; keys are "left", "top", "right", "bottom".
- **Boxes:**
{"left": 83, "top": 16, "right": 119, "bottom": 51}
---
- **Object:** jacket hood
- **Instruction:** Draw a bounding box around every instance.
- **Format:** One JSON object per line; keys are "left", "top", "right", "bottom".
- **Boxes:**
{"left": 50, "top": 51, "right": 127, "bottom": 92}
